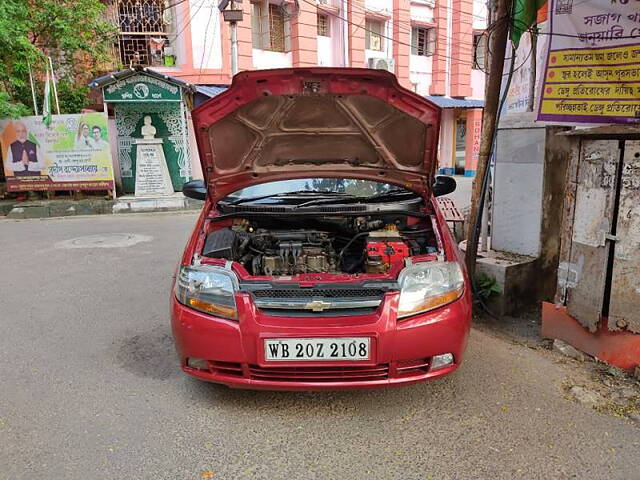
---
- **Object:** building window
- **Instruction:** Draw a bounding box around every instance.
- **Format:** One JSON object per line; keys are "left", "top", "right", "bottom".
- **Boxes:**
{"left": 411, "top": 27, "right": 435, "bottom": 56}
{"left": 317, "top": 14, "right": 330, "bottom": 37}
{"left": 113, "top": 0, "right": 175, "bottom": 67}
{"left": 365, "top": 19, "right": 384, "bottom": 51}
{"left": 252, "top": 1, "right": 287, "bottom": 52}
{"left": 473, "top": 33, "right": 486, "bottom": 70}
{"left": 268, "top": 3, "right": 286, "bottom": 51}
{"left": 252, "top": 3, "right": 265, "bottom": 49}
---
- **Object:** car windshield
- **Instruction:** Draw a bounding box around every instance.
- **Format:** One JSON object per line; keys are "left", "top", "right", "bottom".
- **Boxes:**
{"left": 225, "top": 178, "right": 407, "bottom": 203}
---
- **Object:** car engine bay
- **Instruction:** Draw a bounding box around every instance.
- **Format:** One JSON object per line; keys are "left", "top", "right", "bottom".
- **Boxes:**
{"left": 202, "top": 215, "right": 440, "bottom": 276}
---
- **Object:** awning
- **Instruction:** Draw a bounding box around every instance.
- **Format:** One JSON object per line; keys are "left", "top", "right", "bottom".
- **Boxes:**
{"left": 89, "top": 66, "right": 194, "bottom": 91}
{"left": 424, "top": 96, "right": 484, "bottom": 109}
{"left": 194, "top": 85, "right": 228, "bottom": 107}
{"left": 89, "top": 66, "right": 196, "bottom": 105}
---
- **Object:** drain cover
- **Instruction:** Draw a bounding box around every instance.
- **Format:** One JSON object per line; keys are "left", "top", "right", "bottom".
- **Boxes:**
{"left": 55, "top": 233, "right": 153, "bottom": 249}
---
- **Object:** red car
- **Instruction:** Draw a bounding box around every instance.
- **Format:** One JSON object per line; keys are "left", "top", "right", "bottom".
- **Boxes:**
{"left": 172, "top": 68, "right": 471, "bottom": 390}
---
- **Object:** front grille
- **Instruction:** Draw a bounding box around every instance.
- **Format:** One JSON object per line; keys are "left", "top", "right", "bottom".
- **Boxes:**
{"left": 258, "top": 307, "right": 379, "bottom": 317}
{"left": 396, "top": 358, "right": 430, "bottom": 375}
{"left": 193, "top": 361, "right": 433, "bottom": 383}
{"left": 209, "top": 361, "right": 243, "bottom": 377}
{"left": 249, "top": 364, "right": 390, "bottom": 382}
{"left": 251, "top": 288, "right": 388, "bottom": 299}
{"left": 249, "top": 287, "right": 390, "bottom": 315}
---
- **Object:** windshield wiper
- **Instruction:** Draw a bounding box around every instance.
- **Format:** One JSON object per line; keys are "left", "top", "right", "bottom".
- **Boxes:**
{"left": 226, "top": 191, "right": 352, "bottom": 205}
{"left": 294, "top": 189, "right": 414, "bottom": 208}
{"left": 362, "top": 188, "right": 416, "bottom": 200}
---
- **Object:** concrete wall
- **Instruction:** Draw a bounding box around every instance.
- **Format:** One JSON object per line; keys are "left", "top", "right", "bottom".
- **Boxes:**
{"left": 317, "top": 35, "right": 334, "bottom": 66}
{"left": 538, "top": 127, "right": 571, "bottom": 301}
{"left": 107, "top": 116, "right": 122, "bottom": 193}
{"left": 490, "top": 113, "right": 572, "bottom": 310}
{"left": 470, "top": 69, "right": 485, "bottom": 99}
{"left": 252, "top": 50, "right": 293, "bottom": 69}
{"left": 465, "top": 108, "right": 482, "bottom": 174}
{"left": 492, "top": 112, "right": 546, "bottom": 257}
{"left": 190, "top": 0, "right": 223, "bottom": 70}
{"left": 438, "top": 109, "right": 455, "bottom": 173}
{"left": 186, "top": 114, "right": 204, "bottom": 181}
{"left": 290, "top": 0, "right": 318, "bottom": 67}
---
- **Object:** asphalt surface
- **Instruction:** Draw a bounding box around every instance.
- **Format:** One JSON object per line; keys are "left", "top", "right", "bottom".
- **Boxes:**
{"left": 0, "top": 212, "right": 638, "bottom": 480}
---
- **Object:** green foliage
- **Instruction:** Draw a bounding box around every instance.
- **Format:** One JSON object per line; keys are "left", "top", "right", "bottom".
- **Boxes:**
{"left": 475, "top": 273, "right": 501, "bottom": 302}
{"left": 56, "top": 81, "right": 92, "bottom": 114}
{"left": 310, "top": 178, "right": 394, "bottom": 196}
{"left": 0, "top": 0, "right": 116, "bottom": 117}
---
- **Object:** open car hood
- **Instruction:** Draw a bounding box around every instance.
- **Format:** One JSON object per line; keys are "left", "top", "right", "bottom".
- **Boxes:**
{"left": 192, "top": 68, "right": 441, "bottom": 200}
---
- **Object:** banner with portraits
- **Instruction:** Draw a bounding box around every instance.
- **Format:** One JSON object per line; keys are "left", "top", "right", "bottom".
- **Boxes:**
{"left": 0, "top": 112, "right": 115, "bottom": 192}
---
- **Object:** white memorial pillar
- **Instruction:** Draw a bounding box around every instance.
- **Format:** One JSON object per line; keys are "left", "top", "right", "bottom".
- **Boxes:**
{"left": 134, "top": 116, "right": 174, "bottom": 197}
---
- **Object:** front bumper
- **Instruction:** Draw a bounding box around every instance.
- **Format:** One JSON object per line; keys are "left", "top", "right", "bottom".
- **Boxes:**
{"left": 171, "top": 291, "right": 471, "bottom": 390}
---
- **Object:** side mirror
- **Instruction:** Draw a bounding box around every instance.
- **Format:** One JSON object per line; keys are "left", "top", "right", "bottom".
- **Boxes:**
{"left": 182, "top": 179, "right": 207, "bottom": 201}
{"left": 432, "top": 175, "right": 457, "bottom": 197}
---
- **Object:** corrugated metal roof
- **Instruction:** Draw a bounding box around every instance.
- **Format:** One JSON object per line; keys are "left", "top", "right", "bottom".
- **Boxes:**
{"left": 195, "top": 85, "right": 228, "bottom": 97}
{"left": 88, "top": 66, "right": 193, "bottom": 91}
{"left": 425, "top": 96, "right": 485, "bottom": 109}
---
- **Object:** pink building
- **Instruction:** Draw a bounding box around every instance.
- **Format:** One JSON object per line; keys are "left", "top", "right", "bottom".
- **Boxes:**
{"left": 110, "top": 0, "right": 486, "bottom": 177}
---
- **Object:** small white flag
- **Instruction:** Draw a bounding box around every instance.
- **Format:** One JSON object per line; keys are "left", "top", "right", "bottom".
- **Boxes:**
{"left": 42, "top": 67, "right": 52, "bottom": 128}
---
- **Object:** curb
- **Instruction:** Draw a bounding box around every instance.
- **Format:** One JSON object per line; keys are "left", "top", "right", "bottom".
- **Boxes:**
{"left": 2, "top": 197, "right": 203, "bottom": 219}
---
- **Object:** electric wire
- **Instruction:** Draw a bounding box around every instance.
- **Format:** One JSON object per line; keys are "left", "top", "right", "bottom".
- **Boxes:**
{"left": 321, "top": 0, "right": 484, "bottom": 62}
{"left": 346, "top": 0, "right": 491, "bottom": 56}
{"left": 196, "top": 1, "right": 219, "bottom": 84}
{"left": 169, "top": 0, "right": 209, "bottom": 45}
{"left": 279, "top": 0, "right": 300, "bottom": 19}
{"left": 346, "top": 0, "right": 485, "bottom": 42}
{"left": 349, "top": 0, "right": 489, "bottom": 26}
{"left": 469, "top": 43, "right": 517, "bottom": 319}
{"left": 164, "top": 0, "right": 503, "bottom": 75}
{"left": 164, "top": 0, "right": 189, "bottom": 10}
{"left": 298, "top": 0, "right": 508, "bottom": 72}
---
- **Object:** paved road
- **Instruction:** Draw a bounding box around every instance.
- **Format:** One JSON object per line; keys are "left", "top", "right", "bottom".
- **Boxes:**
{"left": 0, "top": 213, "right": 637, "bottom": 480}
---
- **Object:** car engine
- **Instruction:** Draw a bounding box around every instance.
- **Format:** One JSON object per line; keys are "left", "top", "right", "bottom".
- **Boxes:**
{"left": 202, "top": 217, "right": 437, "bottom": 275}
{"left": 249, "top": 230, "right": 339, "bottom": 275}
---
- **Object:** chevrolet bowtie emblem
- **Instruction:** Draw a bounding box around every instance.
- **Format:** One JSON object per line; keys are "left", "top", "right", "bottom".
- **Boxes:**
{"left": 305, "top": 300, "right": 332, "bottom": 312}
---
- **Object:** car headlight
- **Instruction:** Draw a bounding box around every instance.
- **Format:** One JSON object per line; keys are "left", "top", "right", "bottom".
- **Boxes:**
{"left": 397, "top": 262, "right": 464, "bottom": 318}
{"left": 175, "top": 265, "right": 239, "bottom": 320}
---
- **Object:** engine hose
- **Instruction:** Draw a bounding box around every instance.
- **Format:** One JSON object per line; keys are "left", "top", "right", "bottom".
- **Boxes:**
{"left": 248, "top": 246, "right": 265, "bottom": 255}
{"left": 338, "top": 232, "right": 370, "bottom": 265}
{"left": 399, "top": 228, "right": 432, "bottom": 235}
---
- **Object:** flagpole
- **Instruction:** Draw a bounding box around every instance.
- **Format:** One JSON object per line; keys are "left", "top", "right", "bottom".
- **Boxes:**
{"left": 42, "top": 67, "right": 52, "bottom": 128}
{"left": 28, "top": 60, "right": 39, "bottom": 116}
{"left": 48, "top": 56, "right": 61, "bottom": 114}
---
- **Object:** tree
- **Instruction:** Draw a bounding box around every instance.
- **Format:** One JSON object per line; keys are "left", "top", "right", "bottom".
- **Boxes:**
{"left": 310, "top": 178, "right": 394, "bottom": 196}
{"left": 0, "top": 0, "right": 116, "bottom": 118}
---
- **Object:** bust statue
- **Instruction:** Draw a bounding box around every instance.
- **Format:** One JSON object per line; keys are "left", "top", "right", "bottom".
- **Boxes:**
{"left": 141, "top": 116, "right": 156, "bottom": 139}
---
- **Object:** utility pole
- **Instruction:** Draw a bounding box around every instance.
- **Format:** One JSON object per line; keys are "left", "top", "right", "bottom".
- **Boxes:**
{"left": 219, "top": 0, "right": 243, "bottom": 76}
{"left": 464, "top": 0, "right": 510, "bottom": 278}
{"left": 27, "top": 60, "right": 39, "bottom": 116}
{"left": 527, "top": 32, "right": 537, "bottom": 112}
{"left": 48, "top": 56, "right": 61, "bottom": 114}
{"left": 229, "top": 0, "right": 238, "bottom": 75}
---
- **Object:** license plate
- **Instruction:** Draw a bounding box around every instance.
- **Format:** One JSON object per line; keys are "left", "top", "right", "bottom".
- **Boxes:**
{"left": 264, "top": 337, "right": 370, "bottom": 361}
